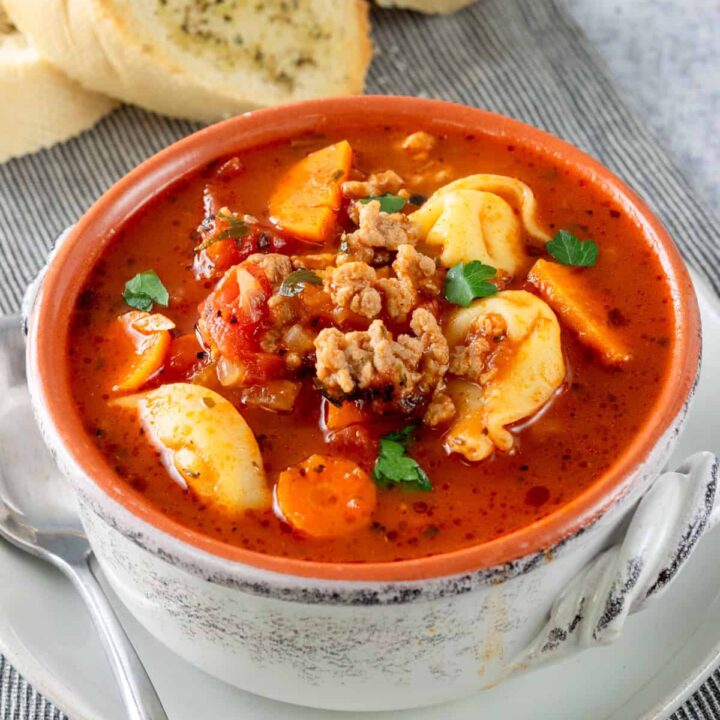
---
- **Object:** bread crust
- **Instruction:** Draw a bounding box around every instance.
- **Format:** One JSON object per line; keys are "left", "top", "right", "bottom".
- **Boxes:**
{"left": 0, "top": 12, "right": 115, "bottom": 161}
{"left": 375, "top": 0, "right": 475, "bottom": 13}
{"left": 5, "top": 0, "right": 373, "bottom": 122}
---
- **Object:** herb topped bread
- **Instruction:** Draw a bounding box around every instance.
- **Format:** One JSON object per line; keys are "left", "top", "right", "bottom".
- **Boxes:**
{"left": 3, "top": 0, "right": 372, "bottom": 122}
{"left": 0, "top": 3, "right": 114, "bottom": 161}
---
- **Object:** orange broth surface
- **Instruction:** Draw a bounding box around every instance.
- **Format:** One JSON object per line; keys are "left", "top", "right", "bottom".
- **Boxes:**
{"left": 68, "top": 125, "right": 675, "bottom": 563}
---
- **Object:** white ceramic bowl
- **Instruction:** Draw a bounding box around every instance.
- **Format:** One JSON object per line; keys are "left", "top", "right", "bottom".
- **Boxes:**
{"left": 24, "top": 97, "right": 717, "bottom": 711}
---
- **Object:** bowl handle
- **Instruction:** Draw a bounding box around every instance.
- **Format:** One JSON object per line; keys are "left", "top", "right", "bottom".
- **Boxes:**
{"left": 510, "top": 451, "right": 719, "bottom": 671}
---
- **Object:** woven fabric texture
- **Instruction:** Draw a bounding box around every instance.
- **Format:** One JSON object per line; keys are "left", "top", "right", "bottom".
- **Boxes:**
{"left": 0, "top": 1, "right": 718, "bottom": 718}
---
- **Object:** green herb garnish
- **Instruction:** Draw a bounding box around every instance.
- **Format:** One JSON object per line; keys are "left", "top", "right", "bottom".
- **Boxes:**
{"left": 194, "top": 211, "right": 250, "bottom": 253}
{"left": 443, "top": 261, "right": 498, "bottom": 307}
{"left": 214, "top": 211, "right": 250, "bottom": 241}
{"left": 373, "top": 424, "right": 431, "bottom": 492}
{"left": 546, "top": 230, "right": 599, "bottom": 267}
{"left": 194, "top": 235, "right": 222, "bottom": 253}
{"left": 359, "top": 193, "right": 406, "bottom": 213}
{"left": 122, "top": 270, "right": 169, "bottom": 312}
{"left": 279, "top": 268, "right": 322, "bottom": 297}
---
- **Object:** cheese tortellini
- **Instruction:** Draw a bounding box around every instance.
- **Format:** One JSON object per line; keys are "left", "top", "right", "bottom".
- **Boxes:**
{"left": 410, "top": 174, "right": 550, "bottom": 275}
{"left": 444, "top": 291, "right": 565, "bottom": 462}
{"left": 117, "top": 383, "right": 270, "bottom": 511}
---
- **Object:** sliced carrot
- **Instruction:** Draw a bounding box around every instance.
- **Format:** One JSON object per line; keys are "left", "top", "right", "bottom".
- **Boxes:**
{"left": 275, "top": 454, "right": 377, "bottom": 539}
{"left": 527, "top": 258, "right": 631, "bottom": 364}
{"left": 268, "top": 141, "right": 352, "bottom": 243}
{"left": 325, "top": 400, "right": 368, "bottom": 431}
{"left": 113, "top": 311, "right": 174, "bottom": 393}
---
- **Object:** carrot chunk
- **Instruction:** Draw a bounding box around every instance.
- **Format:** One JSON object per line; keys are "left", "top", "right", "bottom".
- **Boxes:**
{"left": 527, "top": 258, "right": 631, "bottom": 364}
{"left": 275, "top": 454, "right": 377, "bottom": 538}
{"left": 113, "top": 311, "right": 174, "bottom": 392}
{"left": 325, "top": 400, "right": 368, "bottom": 431}
{"left": 268, "top": 141, "right": 352, "bottom": 243}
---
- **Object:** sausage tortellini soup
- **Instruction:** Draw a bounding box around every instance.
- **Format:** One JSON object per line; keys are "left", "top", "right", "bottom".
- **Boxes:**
{"left": 69, "top": 126, "right": 675, "bottom": 563}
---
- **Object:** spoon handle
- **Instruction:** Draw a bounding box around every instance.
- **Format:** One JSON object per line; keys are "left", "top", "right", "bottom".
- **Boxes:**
{"left": 64, "top": 556, "right": 169, "bottom": 720}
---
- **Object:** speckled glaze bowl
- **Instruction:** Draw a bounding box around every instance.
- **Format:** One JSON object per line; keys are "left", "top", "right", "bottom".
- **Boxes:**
{"left": 25, "top": 97, "right": 717, "bottom": 711}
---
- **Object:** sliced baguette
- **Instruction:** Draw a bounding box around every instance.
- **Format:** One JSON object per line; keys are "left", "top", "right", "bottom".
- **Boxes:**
{"left": 0, "top": 6, "right": 115, "bottom": 162}
{"left": 375, "top": 0, "right": 476, "bottom": 12}
{"left": 4, "top": 0, "right": 372, "bottom": 123}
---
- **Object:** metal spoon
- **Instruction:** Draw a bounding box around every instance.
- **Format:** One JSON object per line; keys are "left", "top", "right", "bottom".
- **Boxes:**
{"left": 0, "top": 316, "right": 168, "bottom": 720}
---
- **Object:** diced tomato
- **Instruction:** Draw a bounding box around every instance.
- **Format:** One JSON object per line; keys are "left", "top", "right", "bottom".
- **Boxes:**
{"left": 325, "top": 425, "right": 377, "bottom": 471}
{"left": 197, "top": 229, "right": 289, "bottom": 278}
{"left": 194, "top": 189, "right": 289, "bottom": 278}
{"left": 202, "top": 236, "right": 244, "bottom": 274}
{"left": 198, "top": 262, "right": 272, "bottom": 361}
{"left": 325, "top": 399, "right": 369, "bottom": 431}
{"left": 161, "top": 333, "right": 206, "bottom": 382}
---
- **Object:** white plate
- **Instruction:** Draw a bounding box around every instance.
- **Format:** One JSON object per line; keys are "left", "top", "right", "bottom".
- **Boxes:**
{"left": 0, "top": 273, "right": 719, "bottom": 720}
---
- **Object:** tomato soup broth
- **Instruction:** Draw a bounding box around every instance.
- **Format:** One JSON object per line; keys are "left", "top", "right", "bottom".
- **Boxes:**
{"left": 68, "top": 125, "right": 674, "bottom": 563}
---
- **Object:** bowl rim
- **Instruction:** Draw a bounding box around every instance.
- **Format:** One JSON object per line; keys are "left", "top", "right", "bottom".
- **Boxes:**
{"left": 29, "top": 95, "right": 700, "bottom": 583}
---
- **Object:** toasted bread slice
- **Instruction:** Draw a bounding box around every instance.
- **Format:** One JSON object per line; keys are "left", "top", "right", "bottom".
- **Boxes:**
{"left": 375, "top": 0, "right": 476, "bottom": 13}
{"left": 0, "top": 5, "right": 114, "bottom": 161}
{"left": 4, "top": 0, "right": 372, "bottom": 122}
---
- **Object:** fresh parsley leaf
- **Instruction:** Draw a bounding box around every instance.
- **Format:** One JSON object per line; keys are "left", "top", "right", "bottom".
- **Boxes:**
{"left": 384, "top": 423, "right": 418, "bottom": 447}
{"left": 122, "top": 270, "right": 169, "bottom": 312}
{"left": 214, "top": 212, "right": 250, "bottom": 242}
{"left": 546, "top": 230, "right": 599, "bottom": 267}
{"left": 372, "top": 425, "right": 431, "bottom": 492}
{"left": 216, "top": 225, "right": 250, "bottom": 242}
{"left": 443, "top": 261, "right": 498, "bottom": 307}
{"left": 279, "top": 268, "right": 322, "bottom": 297}
{"left": 359, "top": 193, "right": 407, "bottom": 213}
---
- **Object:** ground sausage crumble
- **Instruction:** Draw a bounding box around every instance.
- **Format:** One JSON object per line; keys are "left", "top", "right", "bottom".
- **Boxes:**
{"left": 314, "top": 308, "right": 450, "bottom": 416}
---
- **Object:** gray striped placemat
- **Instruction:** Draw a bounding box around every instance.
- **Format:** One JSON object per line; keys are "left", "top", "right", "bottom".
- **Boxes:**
{"left": 1, "top": 1, "right": 719, "bottom": 718}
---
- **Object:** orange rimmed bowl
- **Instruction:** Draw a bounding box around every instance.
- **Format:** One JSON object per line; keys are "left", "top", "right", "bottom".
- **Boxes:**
{"left": 24, "top": 97, "right": 713, "bottom": 711}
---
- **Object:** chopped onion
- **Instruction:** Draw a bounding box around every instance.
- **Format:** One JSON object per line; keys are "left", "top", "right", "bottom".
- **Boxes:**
{"left": 216, "top": 356, "right": 247, "bottom": 387}
{"left": 282, "top": 323, "right": 315, "bottom": 353}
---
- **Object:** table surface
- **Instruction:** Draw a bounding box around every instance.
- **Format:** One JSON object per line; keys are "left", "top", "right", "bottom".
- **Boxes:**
{"left": 568, "top": 2, "right": 720, "bottom": 716}
{"left": 567, "top": 0, "right": 720, "bottom": 208}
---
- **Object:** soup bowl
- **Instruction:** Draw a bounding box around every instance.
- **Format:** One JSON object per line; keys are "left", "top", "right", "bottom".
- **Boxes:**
{"left": 23, "top": 96, "right": 717, "bottom": 711}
